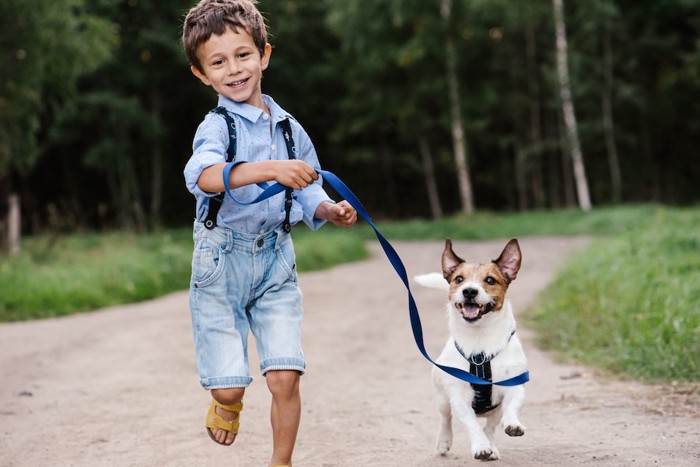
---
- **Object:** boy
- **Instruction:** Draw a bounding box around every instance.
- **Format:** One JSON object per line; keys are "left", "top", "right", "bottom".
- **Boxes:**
{"left": 181, "top": 1, "right": 357, "bottom": 465}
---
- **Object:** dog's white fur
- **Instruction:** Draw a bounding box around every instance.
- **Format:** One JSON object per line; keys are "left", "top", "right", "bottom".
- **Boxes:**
{"left": 416, "top": 239, "right": 527, "bottom": 461}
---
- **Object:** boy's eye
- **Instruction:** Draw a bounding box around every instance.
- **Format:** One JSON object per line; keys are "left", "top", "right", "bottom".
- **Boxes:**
{"left": 238, "top": 52, "right": 250, "bottom": 59}
{"left": 211, "top": 59, "right": 223, "bottom": 66}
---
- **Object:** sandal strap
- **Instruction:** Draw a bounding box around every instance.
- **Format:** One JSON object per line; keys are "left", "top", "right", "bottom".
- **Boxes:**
{"left": 206, "top": 400, "right": 243, "bottom": 434}
{"left": 213, "top": 400, "right": 243, "bottom": 412}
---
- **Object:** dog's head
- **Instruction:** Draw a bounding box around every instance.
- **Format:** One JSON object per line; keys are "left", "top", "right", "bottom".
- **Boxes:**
{"left": 441, "top": 239, "right": 521, "bottom": 323}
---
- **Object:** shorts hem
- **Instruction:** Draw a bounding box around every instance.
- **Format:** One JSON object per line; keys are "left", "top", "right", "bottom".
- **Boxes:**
{"left": 200, "top": 376, "right": 253, "bottom": 390}
{"left": 260, "top": 357, "right": 306, "bottom": 375}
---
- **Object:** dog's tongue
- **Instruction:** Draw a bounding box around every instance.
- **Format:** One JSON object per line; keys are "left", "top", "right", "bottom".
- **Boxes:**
{"left": 460, "top": 303, "right": 481, "bottom": 319}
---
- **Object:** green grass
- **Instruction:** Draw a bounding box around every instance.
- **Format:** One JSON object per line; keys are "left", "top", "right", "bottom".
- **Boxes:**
{"left": 529, "top": 206, "right": 700, "bottom": 382}
{"left": 368, "top": 203, "right": 663, "bottom": 240}
{"left": 0, "top": 226, "right": 367, "bottom": 322}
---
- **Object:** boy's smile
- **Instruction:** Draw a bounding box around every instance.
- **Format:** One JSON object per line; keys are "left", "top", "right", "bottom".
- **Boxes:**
{"left": 191, "top": 26, "right": 271, "bottom": 110}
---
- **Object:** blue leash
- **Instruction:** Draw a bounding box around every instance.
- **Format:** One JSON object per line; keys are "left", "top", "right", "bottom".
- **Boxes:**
{"left": 222, "top": 165, "right": 530, "bottom": 386}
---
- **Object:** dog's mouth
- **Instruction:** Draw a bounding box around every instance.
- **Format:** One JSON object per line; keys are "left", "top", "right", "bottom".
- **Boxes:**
{"left": 455, "top": 301, "right": 495, "bottom": 322}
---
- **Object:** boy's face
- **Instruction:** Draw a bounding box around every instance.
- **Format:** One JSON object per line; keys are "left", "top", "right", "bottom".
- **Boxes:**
{"left": 191, "top": 27, "right": 271, "bottom": 110}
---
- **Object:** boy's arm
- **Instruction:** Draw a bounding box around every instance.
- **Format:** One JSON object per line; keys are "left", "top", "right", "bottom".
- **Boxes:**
{"left": 197, "top": 160, "right": 319, "bottom": 192}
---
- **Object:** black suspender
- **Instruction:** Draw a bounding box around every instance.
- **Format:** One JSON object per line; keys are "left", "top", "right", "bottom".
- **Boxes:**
{"left": 278, "top": 118, "right": 296, "bottom": 233}
{"left": 203, "top": 107, "right": 296, "bottom": 232}
{"left": 204, "top": 107, "right": 236, "bottom": 230}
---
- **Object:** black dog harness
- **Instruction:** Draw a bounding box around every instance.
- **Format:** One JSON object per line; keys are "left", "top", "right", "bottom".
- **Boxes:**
{"left": 454, "top": 329, "right": 517, "bottom": 414}
{"left": 203, "top": 106, "right": 297, "bottom": 232}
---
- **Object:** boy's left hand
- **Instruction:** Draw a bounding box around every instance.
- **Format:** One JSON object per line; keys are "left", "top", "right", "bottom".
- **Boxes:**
{"left": 315, "top": 200, "right": 357, "bottom": 227}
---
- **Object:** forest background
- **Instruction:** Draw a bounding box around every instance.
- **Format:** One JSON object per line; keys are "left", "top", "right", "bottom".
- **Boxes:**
{"left": 1, "top": 0, "right": 699, "bottom": 243}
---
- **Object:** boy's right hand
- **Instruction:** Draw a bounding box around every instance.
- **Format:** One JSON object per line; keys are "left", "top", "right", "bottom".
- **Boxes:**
{"left": 274, "top": 160, "right": 319, "bottom": 190}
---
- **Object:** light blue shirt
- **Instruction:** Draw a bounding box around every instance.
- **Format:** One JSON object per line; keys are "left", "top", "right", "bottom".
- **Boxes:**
{"left": 184, "top": 95, "right": 332, "bottom": 233}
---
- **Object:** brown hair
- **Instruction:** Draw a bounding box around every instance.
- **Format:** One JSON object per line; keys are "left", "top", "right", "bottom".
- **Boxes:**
{"left": 182, "top": 0, "right": 268, "bottom": 72}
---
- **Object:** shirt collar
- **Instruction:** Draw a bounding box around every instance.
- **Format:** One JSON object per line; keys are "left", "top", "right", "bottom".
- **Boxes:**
{"left": 217, "top": 94, "right": 291, "bottom": 124}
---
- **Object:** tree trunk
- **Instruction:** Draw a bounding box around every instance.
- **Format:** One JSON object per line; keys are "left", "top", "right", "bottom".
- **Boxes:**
{"left": 514, "top": 141, "right": 528, "bottom": 211}
{"left": 149, "top": 89, "right": 163, "bottom": 228}
{"left": 440, "top": 0, "right": 475, "bottom": 215}
{"left": 552, "top": 0, "right": 592, "bottom": 211}
{"left": 7, "top": 193, "right": 20, "bottom": 255}
{"left": 417, "top": 134, "right": 443, "bottom": 219}
{"left": 525, "top": 20, "right": 546, "bottom": 209}
{"left": 602, "top": 16, "right": 622, "bottom": 203}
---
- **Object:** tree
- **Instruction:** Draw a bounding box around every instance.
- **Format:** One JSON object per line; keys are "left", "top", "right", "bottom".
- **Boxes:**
{"left": 440, "top": 0, "right": 475, "bottom": 215}
{"left": 0, "top": 0, "right": 117, "bottom": 251}
{"left": 552, "top": 0, "right": 592, "bottom": 211}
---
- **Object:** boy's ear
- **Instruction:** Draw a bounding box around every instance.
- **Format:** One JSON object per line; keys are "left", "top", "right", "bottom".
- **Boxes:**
{"left": 261, "top": 43, "right": 272, "bottom": 71}
{"left": 190, "top": 65, "right": 211, "bottom": 86}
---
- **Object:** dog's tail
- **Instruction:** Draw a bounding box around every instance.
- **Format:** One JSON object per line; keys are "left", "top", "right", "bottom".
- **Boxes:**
{"left": 414, "top": 273, "right": 449, "bottom": 291}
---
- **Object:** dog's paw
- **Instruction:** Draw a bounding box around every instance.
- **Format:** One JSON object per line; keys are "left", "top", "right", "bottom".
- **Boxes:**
{"left": 472, "top": 440, "right": 497, "bottom": 461}
{"left": 473, "top": 447, "right": 498, "bottom": 461}
{"left": 504, "top": 424, "right": 525, "bottom": 437}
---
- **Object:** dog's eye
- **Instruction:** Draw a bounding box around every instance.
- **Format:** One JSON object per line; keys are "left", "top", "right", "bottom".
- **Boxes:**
{"left": 485, "top": 276, "right": 496, "bottom": 285}
{"left": 454, "top": 276, "right": 464, "bottom": 284}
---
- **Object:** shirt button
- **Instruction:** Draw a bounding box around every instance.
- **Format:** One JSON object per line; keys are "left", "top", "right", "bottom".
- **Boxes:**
{"left": 262, "top": 113, "right": 270, "bottom": 121}
{"left": 271, "top": 144, "right": 277, "bottom": 151}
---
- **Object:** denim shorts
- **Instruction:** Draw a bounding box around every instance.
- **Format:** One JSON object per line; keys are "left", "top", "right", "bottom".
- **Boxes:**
{"left": 188, "top": 222, "right": 305, "bottom": 390}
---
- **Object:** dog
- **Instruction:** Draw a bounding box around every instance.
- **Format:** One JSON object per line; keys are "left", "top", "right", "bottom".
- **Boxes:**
{"left": 415, "top": 239, "right": 527, "bottom": 461}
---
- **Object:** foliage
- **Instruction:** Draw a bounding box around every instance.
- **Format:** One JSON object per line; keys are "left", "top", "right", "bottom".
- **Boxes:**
{"left": 0, "top": 0, "right": 117, "bottom": 178}
{"left": 2, "top": 0, "right": 700, "bottom": 237}
{"left": 529, "top": 205, "right": 700, "bottom": 382}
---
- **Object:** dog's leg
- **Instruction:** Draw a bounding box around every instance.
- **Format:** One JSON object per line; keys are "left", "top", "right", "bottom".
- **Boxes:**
{"left": 449, "top": 395, "right": 494, "bottom": 460}
{"left": 500, "top": 386, "right": 525, "bottom": 437}
{"left": 434, "top": 388, "right": 453, "bottom": 455}
{"left": 483, "top": 410, "right": 502, "bottom": 460}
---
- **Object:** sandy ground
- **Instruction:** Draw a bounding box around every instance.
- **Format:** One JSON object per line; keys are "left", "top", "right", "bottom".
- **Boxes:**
{"left": 1, "top": 237, "right": 699, "bottom": 467}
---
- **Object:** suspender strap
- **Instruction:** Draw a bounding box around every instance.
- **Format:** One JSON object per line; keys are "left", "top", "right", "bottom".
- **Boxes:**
{"left": 204, "top": 107, "right": 236, "bottom": 230}
{"left": 278, "top": 119, "right": 296, "bottom": 233}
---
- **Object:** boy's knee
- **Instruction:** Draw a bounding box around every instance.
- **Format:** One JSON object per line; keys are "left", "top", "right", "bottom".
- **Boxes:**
{"left": 211, "top": 387, "right": 245, "bottom": 405}
{"left": 265, "top": 370, "right": 300, "bottom": 398}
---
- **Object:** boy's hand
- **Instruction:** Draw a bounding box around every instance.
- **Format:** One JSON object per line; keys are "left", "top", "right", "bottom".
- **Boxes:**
{"left": 315, "top": 200, "right": 357, "bottom": 228}
{"left": 275, "top": 160, "right": 319, "bottom": 190}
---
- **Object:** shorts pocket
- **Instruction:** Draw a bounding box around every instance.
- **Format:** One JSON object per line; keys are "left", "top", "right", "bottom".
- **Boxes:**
{"left": 192, "top": 238, "right": 226, "bottom": 288}
{"left": 275, "top": 236, "right": 297, "bottom": 282}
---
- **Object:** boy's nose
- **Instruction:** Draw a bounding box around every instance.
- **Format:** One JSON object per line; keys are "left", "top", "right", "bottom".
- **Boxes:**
{"left": 227, "top": 59, "right": 241, "bottom": 74}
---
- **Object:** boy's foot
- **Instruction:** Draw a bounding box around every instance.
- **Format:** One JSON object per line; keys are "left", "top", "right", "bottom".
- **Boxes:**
{"left": 206, "top": 400, "right": 242, "bottom": 446}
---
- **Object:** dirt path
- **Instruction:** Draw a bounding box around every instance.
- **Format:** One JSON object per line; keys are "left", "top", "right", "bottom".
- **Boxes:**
{"left": 1, "top": 237, "right": 698, "bottom": 466}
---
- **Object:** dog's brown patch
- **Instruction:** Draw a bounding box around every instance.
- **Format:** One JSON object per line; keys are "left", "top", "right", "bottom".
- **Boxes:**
{"left": 441, "top": 239, "right": 522, "bottom": 317}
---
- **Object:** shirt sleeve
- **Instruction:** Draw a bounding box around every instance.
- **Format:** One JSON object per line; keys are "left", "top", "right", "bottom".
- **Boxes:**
{"left": 183, "top": 113, "right": 229, "bottom": 198}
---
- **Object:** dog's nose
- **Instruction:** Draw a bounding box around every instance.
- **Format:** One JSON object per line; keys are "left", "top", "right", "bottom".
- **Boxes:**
{"left": 463, "top": 287, "right": 478, "bottom": 299}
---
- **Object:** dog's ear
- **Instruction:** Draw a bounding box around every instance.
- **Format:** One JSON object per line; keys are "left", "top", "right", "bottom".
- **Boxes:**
{"left": 494, "top": 238, "right": 522, "bottom": 283}
{"left": 442, "top": 239, "right": 465, "bottom": 280}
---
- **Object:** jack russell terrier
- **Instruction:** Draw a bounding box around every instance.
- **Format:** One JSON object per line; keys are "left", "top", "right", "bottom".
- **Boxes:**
{"left": 415, "top": 239, "right": 527, "bottom": 461}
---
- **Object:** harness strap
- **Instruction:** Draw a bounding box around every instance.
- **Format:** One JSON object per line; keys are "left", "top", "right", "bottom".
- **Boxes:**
{"left": 219, "top": 169, "right": 530, "bottom": 387}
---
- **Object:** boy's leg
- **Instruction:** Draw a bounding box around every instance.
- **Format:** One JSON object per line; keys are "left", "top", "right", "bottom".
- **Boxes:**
{"left": 210, "top": 387, "right": 246, "bottom": 445}
{"left": 266, "top": 370, "right": 301, "bottom": 466}
{"left": 249, "top": 230, "right": 306, "bottom": 465}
